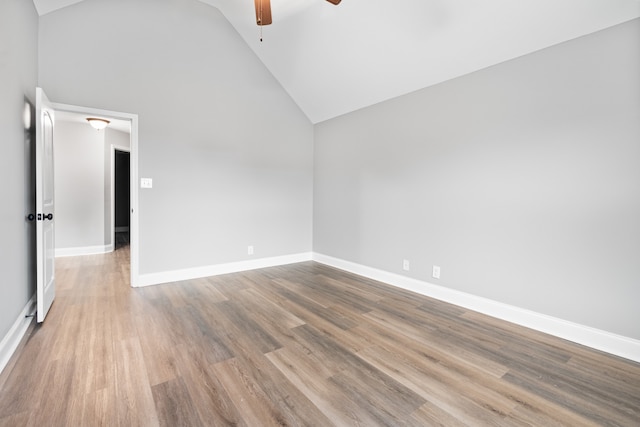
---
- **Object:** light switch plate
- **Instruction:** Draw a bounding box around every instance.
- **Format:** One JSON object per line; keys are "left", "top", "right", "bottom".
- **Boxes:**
{"left": 141, "top": 178, "right": 153, "bottom": 188}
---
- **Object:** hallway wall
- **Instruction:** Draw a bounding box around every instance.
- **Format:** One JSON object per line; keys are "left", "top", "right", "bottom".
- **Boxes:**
{"left": 0, "top": 0, "right": 39, "bottom": 362}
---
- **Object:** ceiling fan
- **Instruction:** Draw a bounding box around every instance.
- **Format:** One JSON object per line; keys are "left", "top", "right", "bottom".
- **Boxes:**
{"left": 254, "top": 0, "right": 341, "bottom": 26}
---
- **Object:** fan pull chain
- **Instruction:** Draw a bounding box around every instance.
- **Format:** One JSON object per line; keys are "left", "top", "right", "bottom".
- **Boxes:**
{"left": 260, "top": 0, "right": 262, "bottom": 41}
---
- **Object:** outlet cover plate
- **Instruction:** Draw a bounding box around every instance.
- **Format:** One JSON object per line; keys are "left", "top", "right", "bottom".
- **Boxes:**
{"left": 432, "top": 265, "right": 441, "bottom": 279}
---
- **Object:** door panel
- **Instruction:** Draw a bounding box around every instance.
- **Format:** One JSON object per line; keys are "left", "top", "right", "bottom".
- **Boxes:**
{"left": 36, "top": 87, "right": 56, "bottom": 323}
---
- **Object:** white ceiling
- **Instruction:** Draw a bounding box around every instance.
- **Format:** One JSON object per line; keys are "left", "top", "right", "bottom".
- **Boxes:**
{"left": 56, "top": 110, "right": 131, "bottom": 134}
{"left": 33, "top": 0, "right": 640, "bottom": 123}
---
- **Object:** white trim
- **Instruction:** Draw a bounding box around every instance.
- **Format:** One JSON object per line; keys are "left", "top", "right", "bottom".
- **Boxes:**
{"left": 0, "top": 297, "right": 36, "bottom": 375}
{"left": 52, "top": 102, "right": 139, "bottom": 288}
{"left": 130, "top": 116, "right": 139, "bottom": 287}
{"left": 55, "top": 244, "right": 114, "bottom": 257}
{"left": 137, "top": 252, "right": 313, "bottom": 287}
{"left": 312, "top": 253, "right": 640, "bottom": 363}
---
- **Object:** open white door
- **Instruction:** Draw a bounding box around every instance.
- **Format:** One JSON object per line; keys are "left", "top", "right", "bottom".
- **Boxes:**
{"left": 35, "top": 88, "right": 56, "bottom": 323}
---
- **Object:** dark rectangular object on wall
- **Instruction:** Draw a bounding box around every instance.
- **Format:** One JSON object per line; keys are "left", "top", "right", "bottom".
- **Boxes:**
{"left": 115, "top": 150, "right": 130, "bottom": 230}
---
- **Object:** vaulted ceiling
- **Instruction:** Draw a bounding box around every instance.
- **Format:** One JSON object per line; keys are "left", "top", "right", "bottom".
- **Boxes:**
{"left": 32, "top": 0, "right": 640, "bottom": 123}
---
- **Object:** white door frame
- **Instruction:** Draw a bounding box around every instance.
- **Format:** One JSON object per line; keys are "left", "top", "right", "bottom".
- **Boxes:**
{"left": 52, "top": 102, "right": 140, "bottom": 287}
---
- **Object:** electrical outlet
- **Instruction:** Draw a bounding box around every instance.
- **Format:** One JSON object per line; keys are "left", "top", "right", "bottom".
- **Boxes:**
{"left": 248, "top": 245, "right": 254, "bottom": 255}
{"left": 432, "top": 265, "right": 441, "bottom": 279}
{"left": 402, "top": 259, "right": 410, "bottom": 271}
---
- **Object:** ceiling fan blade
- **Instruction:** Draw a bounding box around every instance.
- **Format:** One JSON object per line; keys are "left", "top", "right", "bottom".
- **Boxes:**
{"left": 326, "top": 0, "right": 341, "bottom": 4}
{"left": 254, "top": 0, "right": 272, "bottom": 25}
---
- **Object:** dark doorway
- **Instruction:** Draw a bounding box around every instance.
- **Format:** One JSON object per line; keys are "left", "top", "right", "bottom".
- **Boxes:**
{"left": 114, "top": 150, "right": 130, "bottom": 249}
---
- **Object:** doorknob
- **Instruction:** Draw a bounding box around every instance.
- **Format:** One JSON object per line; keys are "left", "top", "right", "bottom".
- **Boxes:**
{"left": 27, "top": 214, "right": 35, "bottom": 221}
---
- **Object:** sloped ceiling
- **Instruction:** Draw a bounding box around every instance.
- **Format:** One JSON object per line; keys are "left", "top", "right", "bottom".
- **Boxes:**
{"left": 32, "top": 0, "right": 640, "bottom": 123}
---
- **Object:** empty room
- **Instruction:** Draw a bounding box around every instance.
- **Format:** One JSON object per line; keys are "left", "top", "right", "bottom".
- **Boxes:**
{"left": 1, "top": 0, "right": 639, "bottom": 425}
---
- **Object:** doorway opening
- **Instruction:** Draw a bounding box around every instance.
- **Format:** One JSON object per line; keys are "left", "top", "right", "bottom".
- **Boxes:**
{"left": 113, "top": 148, "right": 130, "bottom": 251}
{"left": 52, "top": 102, "right": 139, "bottom": 287}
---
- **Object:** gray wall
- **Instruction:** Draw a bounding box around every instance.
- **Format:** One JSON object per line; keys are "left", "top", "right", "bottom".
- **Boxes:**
{"left": 39, "top": 0, "right": 313, "bottom": 274}
{"left": 0, "top": 0, "right": 38, "bottom": 338}
{"left": 314, "top": 19, "right": 640, "bottom": 340}
{"left": 54, "top": 121, "right": 105, "bottom": 250}
{"left": 54, "top": 123, "right": 130, "bottom": 252}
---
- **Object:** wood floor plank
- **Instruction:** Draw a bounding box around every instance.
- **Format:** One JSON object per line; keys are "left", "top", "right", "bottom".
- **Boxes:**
{"left": 1, "top": 246, "right": 639, "bottom": 426}
{"left": 113, "top": 337, "right": 159, "bottom": 427}
{"left": 355, "top": 316, "right": 604, "bottom": 426}
{"left": 232, "top": 349, "right": 336, "bottom": 427}
{"left": 265, "top": 347, "right": 392, "bottom": 426}
{"left": 152, "top": 377, "right": 203, "bottom": 427}
{"left": 236, "top": 287, "right": 306, "bottom": 330}
{"left": 29, "top": 355, "right": 76, "bottom": 426}
{"left": 566, "top": 352, "right": 640, "bottom": 399}
{"left": 503, "top": 369, "right": 638, "bottom": 426}
{"left": 410, "top": 402, "right": 469, "bottom": 427}
{"left": 0, "top": 411, "right": 31, "bottom": 427}
{"left": 187, "top": 277, "right": 229, "bottom": 303}
{"left": 0, "top": 327, "right": 47, "bottom": 417}
{"left": 133, "top": 307, "right": 181, "bottom": 387}
{"left": 80, "top": 388, "right": 119, "bottom": 427}
{"left": 212, "top": 356, "right": 333, "bottom": 427}
{"left": 328, "top": 365, "right": 426, "bottom": 424}
{"left": 361, "top": 310, "right": 510, "bottom": 379}
{"left": 265, "top": 348, "right": 343, "bottom": 422}
{"left": 354, "top": 343, "right": 515, "bottom": 426}
{"left": 272, "top": 278, "right": 360, "bottom": 330}
{"left": 215, "top": 299, "right": 282, "bottom": 354}
{"left": 278, "top": 274, "right": 378, "bottom": 314}
{"left": 173, "top": 343, "right": 246, "bottom": 426}
{"left": 203, "top": 274, "right": 251, "bottom": 300}
{"left": 249, "top": 281, "right": 373, "bottom": 354}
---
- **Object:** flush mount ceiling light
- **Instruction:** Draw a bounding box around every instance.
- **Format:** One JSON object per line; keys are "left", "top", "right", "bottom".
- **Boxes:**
{"left": 86, "top": 118, "right": 110, "bottom": 130}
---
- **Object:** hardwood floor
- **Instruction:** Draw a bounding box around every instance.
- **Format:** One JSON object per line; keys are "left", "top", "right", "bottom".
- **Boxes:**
{"left": 1, "top": 247, "right": 639, "bottom": 426}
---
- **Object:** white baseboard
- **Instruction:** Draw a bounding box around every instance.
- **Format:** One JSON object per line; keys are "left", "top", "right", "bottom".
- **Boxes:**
{"left": 312, "top": 253, "right": 640, "bottom": 363}
{"left": 0, "top": 296, "right": 36, "bottom": 376}
{"left": 136, "top": 252, "right": 313, "bottom": 287}
{"left": 56, "top": 243, "right": 114, "bottom": 257}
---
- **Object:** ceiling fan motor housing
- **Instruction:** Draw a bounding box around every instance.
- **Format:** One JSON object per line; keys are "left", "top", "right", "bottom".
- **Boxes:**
{"left": 255, "top": 0, "right": 341, "bottom": 26}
